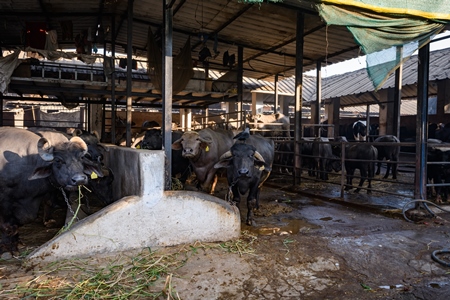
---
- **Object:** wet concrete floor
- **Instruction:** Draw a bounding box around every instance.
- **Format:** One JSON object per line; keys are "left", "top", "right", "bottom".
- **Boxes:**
{"left": 1, "top": 173, "right": 450, "bottom": 299}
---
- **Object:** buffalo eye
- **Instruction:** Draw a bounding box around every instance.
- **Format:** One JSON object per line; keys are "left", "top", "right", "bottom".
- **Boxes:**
{"left": 54, "top": 157, "right": 64, "bottom": 167}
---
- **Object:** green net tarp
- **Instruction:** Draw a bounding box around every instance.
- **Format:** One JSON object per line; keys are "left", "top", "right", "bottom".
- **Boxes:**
{"left": 316, "top": 0, "right": 450, "bottom": 90}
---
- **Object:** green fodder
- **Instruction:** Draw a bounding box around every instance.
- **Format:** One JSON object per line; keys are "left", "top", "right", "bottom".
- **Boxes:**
{"left": 1, "top": 232, "right": 257, "bottom": 299}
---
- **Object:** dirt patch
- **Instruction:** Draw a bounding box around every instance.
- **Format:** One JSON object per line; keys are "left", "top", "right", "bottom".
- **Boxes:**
{"left": 2, "top": 177, "right": 450, "bottom": 299}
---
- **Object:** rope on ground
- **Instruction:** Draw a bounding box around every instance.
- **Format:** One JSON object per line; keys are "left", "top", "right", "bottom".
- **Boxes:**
{"left": 401, "top": 199, "right": 450, "bottom": 223}
{"left": 431, "top": 249, "right": 450, "bottom": 267}
{"left": 403, "top": 199, "right": 450, "bottom": 267}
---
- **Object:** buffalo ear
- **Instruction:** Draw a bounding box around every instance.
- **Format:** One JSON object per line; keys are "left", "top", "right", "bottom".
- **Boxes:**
{"left": 83, "top": 163, "right": 104, "bottom": 178}
{"left": 172, "top": 138, "right": 183, "bottom": 150}
{"left": 29, "top": 166, "right": 52, "bottom": 180}
{"left": 37, "top": 138, "right": 54, "bottom": 161}
{"left": 214, "top": 159, "right": 231, "bottom": 169}
{"left": 254, "top": 160, "right": 271, "bottom": 172}
{"left": 73, "top": 128, "right": 83, "bottom": 137}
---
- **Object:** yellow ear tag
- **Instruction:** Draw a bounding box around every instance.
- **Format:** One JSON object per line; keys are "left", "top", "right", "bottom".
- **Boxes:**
{"left": 91, "top": 172, "right": 98, "bottom": 179}
{"left": 259, "top": 166, "right": 265, "bottom": 171}
{"left": 205, "top": 146, "right": 210, "bottom": 152}
{"left": 136, "top": 144, "right": 141, "bottom": 149}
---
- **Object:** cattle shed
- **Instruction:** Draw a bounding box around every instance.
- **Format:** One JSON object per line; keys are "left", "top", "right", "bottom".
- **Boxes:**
{"left": 1, "top": 1, "right": 450, "bottom": 261}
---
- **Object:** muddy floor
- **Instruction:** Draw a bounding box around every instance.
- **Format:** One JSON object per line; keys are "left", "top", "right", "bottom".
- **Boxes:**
{"left": 1, "top": 172, "right": 450, "bottom": 299}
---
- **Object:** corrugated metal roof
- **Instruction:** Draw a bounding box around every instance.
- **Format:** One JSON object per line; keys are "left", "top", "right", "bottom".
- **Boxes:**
{"left": 262, "top": 47, "right": 450, "bottom": 107}
{"left": 0, "top": 0, "right": 361, "bottom": 83}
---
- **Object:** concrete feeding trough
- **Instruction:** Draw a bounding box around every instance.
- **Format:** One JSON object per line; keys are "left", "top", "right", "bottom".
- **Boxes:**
{"left": 27, "top": 145, "right": 241, "bottom": 262}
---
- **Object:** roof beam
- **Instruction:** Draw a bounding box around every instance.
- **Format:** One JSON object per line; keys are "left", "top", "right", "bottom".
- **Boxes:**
{"left": 190, "top": 4, "right": 254, "bottom": 51}
{"left": 132, "top": 17, "right": 296, "bottom": 58}
{"left": 173, "top": 0, "right": 186, "bottom": 15}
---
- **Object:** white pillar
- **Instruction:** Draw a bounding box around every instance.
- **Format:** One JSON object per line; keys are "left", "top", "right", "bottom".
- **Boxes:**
{"left": 251, "top": 92, "right": 264, "bottom": 115}
{"left": 179, "top": 108, "right": 185, "bottom": 130}
{"left": 186, "top": 109, "right": 192, "bottom": 131}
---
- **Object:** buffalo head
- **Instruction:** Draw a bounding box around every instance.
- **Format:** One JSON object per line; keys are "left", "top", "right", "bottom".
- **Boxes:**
{"left": 214, "top": 143, "right": 271, "bottom": 178}
{"left": 172, "top": 131, "right": 212, "bottom": 159}
{"left": 30, "top": 136, "right": 103, "bottom": 191}
{"left": 72, "top": 129, "right": 107, "bottom": 163}
{"left": 142, "top": 129, "right": 163, "bottom": 150}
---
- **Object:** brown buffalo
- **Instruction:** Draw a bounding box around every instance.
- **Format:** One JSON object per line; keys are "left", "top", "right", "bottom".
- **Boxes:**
{"left": 172, "top": 128, "right": 234, "bottom": 194}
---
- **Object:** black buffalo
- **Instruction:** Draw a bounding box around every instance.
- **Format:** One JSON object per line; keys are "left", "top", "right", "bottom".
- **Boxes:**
{"left": 312, "top": 137, "right": 341, "bottom": 180}
{"left": 373, "top": 135, "right": 400, "bottom": 179}
{"left": 72, "top": 130, "right": 114, "bottom": 206}
{"left": 0, "top": 127, "right": 102, "bottom": 254}
{"left": 214, "top": 135, "right": 274, "bottom": 226}
{"left": 141, "top": 129, "right": 191, "bottom": 185}
{"left": 427, "top": 143, "right": 450, "bottom": 203}
{"left": 300, "top": 138, "right": 315, "bottom": 176}
{"left": 352, "top": 120, "right": 367, "bottom": 141}
{"left": 344, "top": 143, "right": 378, "bottom": 194}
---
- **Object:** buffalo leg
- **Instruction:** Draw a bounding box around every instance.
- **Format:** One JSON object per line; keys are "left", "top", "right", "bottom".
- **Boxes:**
{"left": 345, "top": 168, "right": 355, "bottom": 191}
{"left": 384, "top": 161, "right": 391, "bottom": 179}
{"left": 246, "top": 186, "right": 260, "bottom": 226}
{"left": 391, "top": 158, "right": 398, "bottom": 179}
{"left": 355, "top": 168, "right": 368, "bottom": 193}
{"left": 231, "top": 185, "right": 242, "bottom": 220}
{"left": 376, "top": 162, "right": 382, "bottom": 176}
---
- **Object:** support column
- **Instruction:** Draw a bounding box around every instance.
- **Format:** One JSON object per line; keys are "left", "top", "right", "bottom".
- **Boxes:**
{"left": 294, "top": 11, "right": 304, "bottom": 185}
{"left": 325, "top": 97, "right": 340, "bottom": 138}
{"left": 163, "top": 0, "right": 174, "bottom": 190}
{"left": 237, "top": 45, "right": 243, "bottom": 125}
{"left": 0, "top": 93, "right": 3, "bottom": 127}
{"left": 186, "top": 109, "right": 192, "bottom": 130}
{"left": 313, "top": 60, "right": 321, "bottom": 137}
{"left": 393, "top": 46, "right": 403, "bottom": 138}
{"left": 110, "top": 14, "right": 116, "bottom": 144}
{"left": 279, "top": 95, "right": 290, "bottom": 116}
{"left": 377, "top": 88, "right": 395, "bottom": 136}
{"left": 251, "top": 92, "right": 264, "bottom": 115}
{"left": 179, "top": 108, "right": 185, "bottom": 130}
{"left": 89, "top": 102, "right": 103, "bottom": 137}
{"left": 125, "top": 0, "right": 134, "bottom": 147}
{"left": 414, "top": 43, "right": 429, "bottom": 202}
{"left": 274, "top": 74, "right": 279, "bottom": 113}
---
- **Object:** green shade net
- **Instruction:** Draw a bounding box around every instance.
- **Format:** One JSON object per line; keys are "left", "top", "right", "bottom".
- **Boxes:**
{"left": 316, "top": 0, "right": 449, "bottom": 90}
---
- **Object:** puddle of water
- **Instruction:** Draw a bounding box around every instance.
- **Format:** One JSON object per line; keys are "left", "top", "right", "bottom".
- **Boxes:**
{"left": 430, "top": 283, "right": 442, "bottom": 289}
{"left": 244, "top": 218, "right": 320, "bottom": 236}
{"left": 320, "top": 217, "right": 333, "bottom": 221}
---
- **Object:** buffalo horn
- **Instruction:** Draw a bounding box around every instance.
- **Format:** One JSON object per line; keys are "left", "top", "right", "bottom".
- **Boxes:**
{"left": 70, "top": 136, "right": 89, "bottom": 154}
{"left": 37, "top": 138, "right": 54, "bottom": 161}
{"left": 219, "top": 150, "right": 232, "bottom": 160}
{"left": 254, "top": 151, "right": 265, "bottom": 162}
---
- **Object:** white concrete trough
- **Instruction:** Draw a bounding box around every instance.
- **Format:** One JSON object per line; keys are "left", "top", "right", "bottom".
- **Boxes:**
{"left": 27, "top": 145, "right": 241, "bottom": 262}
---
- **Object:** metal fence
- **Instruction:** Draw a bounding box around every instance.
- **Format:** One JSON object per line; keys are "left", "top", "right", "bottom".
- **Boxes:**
{"left": 269, "top": 137, "right": 450, "bottom": 202}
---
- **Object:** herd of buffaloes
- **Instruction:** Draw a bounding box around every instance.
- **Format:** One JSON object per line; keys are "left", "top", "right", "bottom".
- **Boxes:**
{"left": 2, "top": 115, "right": 450, "bottom": 255}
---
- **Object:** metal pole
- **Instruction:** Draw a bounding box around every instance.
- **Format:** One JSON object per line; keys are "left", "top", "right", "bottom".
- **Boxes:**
{"left": 125, "top": 0, "right": 133, "bottom": 147}
{"left": 274, "top": 73, "right": 279, "bottom": 113}
{"left": 393, "top": 46, "right": 403, "bottom": 139}
{"left": 237, "top": 45, "right": 243, "bottom": 124}
{"left": 294, "top": 11, "right": 304, "bottom": 185}
{"left": 0, "top": 93, "right": 3, "bottom": 127}
{"left": 163, "top": 0, "right": 173, "bottom": 190}
{"left": 414, "top": 43, "right": 429, "bottom": 201}
{"left": 315, "top": 60, "right": 321, "bottom": 137}
{"left": 366, "top": 104, "right": 370, "bottom": 141}
{"left": 111, "top": 14, "right": 117, "bottom": 144}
